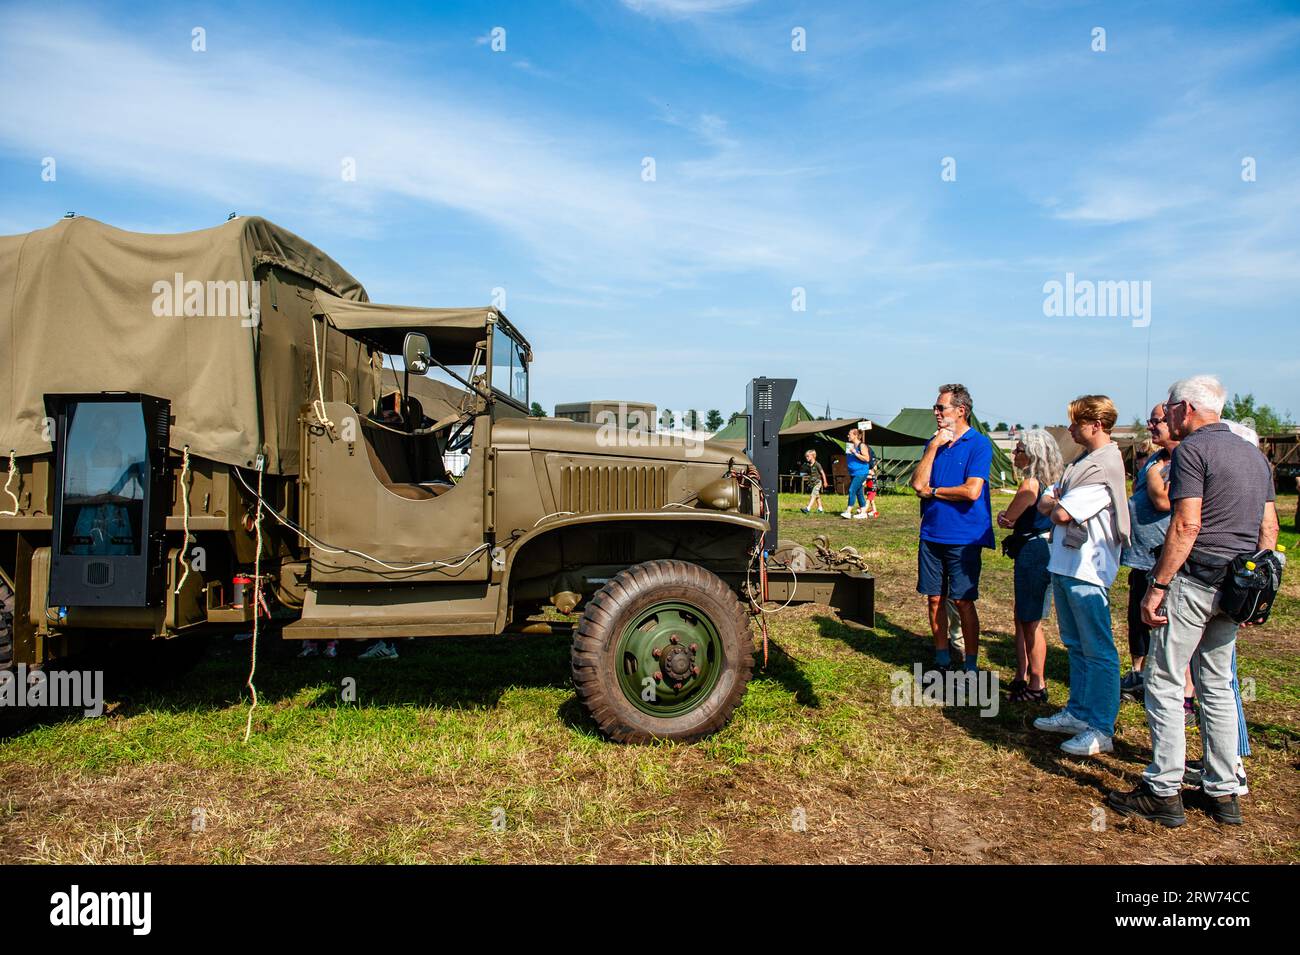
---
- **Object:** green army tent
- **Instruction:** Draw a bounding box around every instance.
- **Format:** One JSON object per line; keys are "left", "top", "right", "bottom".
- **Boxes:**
{"left": 872, "top": 408, "right": 1016, "bottom": 489}
{"left": 711, "top": 399, "right": 818, "bottom": 444}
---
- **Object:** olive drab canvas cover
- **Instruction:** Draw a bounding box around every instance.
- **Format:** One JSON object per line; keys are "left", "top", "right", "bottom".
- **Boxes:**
{"left": 0, "top": 215, "right": 376, "bottom": 474}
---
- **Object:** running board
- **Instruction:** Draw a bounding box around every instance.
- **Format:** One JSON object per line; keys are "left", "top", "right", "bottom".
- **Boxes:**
{"left": 281, "top": 583, "right": 500, "bottom": 640}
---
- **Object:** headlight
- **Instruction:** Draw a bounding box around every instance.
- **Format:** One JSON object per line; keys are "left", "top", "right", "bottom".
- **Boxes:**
{"left": 696, "top": 477, "right": 738, "bottom": 510}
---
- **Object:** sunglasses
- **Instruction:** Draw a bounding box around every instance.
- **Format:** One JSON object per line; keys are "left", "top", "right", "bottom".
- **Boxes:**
{"left": 932, "top": 404, "right": 953, "bottom": 413}
{"left": 1147, "top": 417, "right": 1165, "bottom": 427}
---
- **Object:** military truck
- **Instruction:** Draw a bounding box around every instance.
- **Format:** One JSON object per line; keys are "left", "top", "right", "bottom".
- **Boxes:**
{"left": 0, "top": 216, "right": 872, "bottom": 742}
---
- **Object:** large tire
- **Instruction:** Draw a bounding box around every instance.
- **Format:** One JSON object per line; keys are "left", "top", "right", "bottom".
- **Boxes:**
{"left": 0, "top": 577, "right": 13, "bottom": 670}
{"left": 571, "top": 559, "right": 754, "bottom": 743}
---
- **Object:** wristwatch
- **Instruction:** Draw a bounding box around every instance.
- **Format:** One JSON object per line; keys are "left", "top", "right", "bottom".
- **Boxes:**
{"left": 1150, "top": 580, "right": 1170, "bottom": 591}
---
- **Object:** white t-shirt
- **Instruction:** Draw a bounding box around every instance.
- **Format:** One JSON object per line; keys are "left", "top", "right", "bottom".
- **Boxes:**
{"left": 1046, "top": 483, "right": 1121, "bottom": 588}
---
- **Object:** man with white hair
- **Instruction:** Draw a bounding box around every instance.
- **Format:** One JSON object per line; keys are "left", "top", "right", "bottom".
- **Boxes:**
{"left": 1108, "top": 375, "right": 1279, "bottom": 828}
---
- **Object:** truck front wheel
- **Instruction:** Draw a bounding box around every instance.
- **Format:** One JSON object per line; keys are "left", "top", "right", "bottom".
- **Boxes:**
{"left": 571, "top": 559, "right": 754, "bottom": 743}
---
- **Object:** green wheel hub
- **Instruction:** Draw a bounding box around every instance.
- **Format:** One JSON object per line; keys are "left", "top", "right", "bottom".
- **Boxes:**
{"left": 617, "top": 601, "right": 723, "bottom": 717}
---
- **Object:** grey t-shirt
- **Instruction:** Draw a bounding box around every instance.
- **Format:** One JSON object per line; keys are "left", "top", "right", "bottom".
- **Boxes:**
{"left": 1169, "top": 422, "right": 1275, "bottom": 558}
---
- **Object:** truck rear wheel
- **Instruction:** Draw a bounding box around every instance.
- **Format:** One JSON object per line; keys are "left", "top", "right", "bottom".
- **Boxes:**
{"left": 0, "top": 577, "right": 13, "bottom": 670}
{"left": 571, "top": 559, "right": 754, "bottom": 743}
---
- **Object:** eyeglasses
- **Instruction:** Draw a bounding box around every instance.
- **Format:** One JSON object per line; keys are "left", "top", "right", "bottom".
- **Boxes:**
{"left": 1147, "top": 417, "right": 1165, "bottom": 427}
{"left": 932, "top": 404, "right": 953, "bottom": 413}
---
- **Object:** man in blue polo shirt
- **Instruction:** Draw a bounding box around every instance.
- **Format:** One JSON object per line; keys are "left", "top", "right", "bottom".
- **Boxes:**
{"left": 910, "top": 383, "right": 996, "bottom": 671}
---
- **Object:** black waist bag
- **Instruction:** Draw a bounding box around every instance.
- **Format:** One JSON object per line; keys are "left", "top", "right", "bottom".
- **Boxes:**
{"left": 1219, "top": 551, "right": 1283, "bottom": 626}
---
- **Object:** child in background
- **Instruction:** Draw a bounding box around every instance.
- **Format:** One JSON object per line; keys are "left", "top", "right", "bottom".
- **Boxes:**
{"left": 864, "top": 473, "right": 879, "bottom": 518}
{"left": 801, "top": 449, "right": 827, "bottom": 514}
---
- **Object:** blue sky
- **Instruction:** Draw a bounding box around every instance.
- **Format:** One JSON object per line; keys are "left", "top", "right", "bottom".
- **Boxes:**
{"left": 1, "top": 0, "right": 1296, "bottom": 428}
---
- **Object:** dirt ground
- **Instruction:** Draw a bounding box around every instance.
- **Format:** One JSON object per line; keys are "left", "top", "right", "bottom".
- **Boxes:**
{"left": 1, "top": 494, "right": 1297, "bottom": 864}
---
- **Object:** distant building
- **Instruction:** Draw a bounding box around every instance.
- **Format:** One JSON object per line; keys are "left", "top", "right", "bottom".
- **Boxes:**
{"left": 555, "top": 400, "right": 657, "bottom": 432}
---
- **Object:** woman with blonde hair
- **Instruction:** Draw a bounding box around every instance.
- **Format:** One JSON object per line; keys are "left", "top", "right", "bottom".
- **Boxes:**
{"left": 842, "top": 428, "right": 873, "bottom": 519}
{"left": 997, "top": 428, "right": 1064, "bottom": 702}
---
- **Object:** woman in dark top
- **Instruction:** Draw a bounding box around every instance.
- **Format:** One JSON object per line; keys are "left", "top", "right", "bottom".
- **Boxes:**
{"left": 997, "top": 429, "right": 1064, "bottom": 702}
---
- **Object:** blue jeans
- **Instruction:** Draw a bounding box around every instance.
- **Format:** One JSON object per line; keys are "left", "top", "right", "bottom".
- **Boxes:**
{"left": 1052, "top": 574, "right": 1120, "bottom": 736}
{"left": 847, "top": 474, "right": 867, "bottom": 508}
{"left": 1232, "top": 646, "right": 1250, "bottom": 758}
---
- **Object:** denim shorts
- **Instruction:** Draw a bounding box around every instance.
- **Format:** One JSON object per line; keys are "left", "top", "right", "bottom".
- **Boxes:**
{"left": 917, "top": 540, "right": 984, "bottom": 601}
{"left": 1013, "top": 536, "right": 1052, "bottom": 622}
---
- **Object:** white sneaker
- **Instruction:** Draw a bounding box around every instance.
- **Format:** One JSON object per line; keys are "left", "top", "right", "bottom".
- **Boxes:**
{"left": 1033, "top": 709, "right": 1090, "bottom": 735}
{"left": 852, "top": 511, "right": 869, "bottom": 519}
{"left": 1235, "top": 758, "right": 1249, "bottom": 796}
{"left": 1060, "top": 728, "right": 1114, "bottom": 756}
{"left": 839, "top": 510, "right": 853, "bottom": 518}
{"left": 359, "top": 640, "right": 399, "bottom": 660}
{"left": 297, "top": 641, "right": 319, "bottom": 658}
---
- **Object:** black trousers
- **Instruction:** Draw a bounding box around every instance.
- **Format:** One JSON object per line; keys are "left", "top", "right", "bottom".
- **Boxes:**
{"left": 1126, "top": 567, "right": 1151, "bottom": 659}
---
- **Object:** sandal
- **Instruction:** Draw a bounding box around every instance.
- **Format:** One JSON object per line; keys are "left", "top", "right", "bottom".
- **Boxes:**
{"left": 1009, "top": 685, "right": 1048, "bottom": 703}
{"left": 1006, "top": 678, "right": 1028, "bottom": 696}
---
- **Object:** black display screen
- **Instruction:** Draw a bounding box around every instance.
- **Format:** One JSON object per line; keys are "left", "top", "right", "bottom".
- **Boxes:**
{"left": 58, "top": 401, "right": 149, "bottom": 557}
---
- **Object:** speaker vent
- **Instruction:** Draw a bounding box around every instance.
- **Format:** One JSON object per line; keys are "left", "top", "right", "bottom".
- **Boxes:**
{"left": 85, "top": 561, "right": 113, "bottom": 587}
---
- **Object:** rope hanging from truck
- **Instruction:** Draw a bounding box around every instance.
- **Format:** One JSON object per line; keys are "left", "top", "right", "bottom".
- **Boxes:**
{"left": 174, "top": 446, "right": 193, "bottom": 595}
{"left": 242, "top": 462, "right": 264, "bottom": 744}
{"left": 1, "top": 450, "right": 19, "bottom": 516}
{"left": 0, "top": 452, "right": 17, "bottom": 519}
{"left": 309, "top": 315, "right": 336, "bottom": 431}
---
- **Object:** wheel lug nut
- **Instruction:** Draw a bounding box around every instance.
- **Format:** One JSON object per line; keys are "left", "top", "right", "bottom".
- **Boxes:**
{"left": 654, "top": 671, "right": 663, "bottom": 682}
{"left": 652, "top": 648, "right": 661, "bottom": 658}
{"left": 689, "top": 643, "right": 698, "bottom": 653}
{"left": 691, "top": 666, "right": 699, "bottom": 676}
{"left": 669, "top": 634, "right": 679, "bottom": 644}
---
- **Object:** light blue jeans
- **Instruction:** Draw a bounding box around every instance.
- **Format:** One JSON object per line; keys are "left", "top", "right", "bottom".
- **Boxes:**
{"left": 1143, "top": 573, "right": 1240, "bottom": 797}
{"left": 1052, "top": 573, "right": 1121, "bottom": 737}
{"left": 847, "top": 474, "right": 867, "bottom": 509}
{"left": 1232, "top": 646, "right": 1250, "bottom": 758}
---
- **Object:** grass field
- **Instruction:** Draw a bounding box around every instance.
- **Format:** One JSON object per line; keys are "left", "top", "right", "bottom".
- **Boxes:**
{"left": 2, "top": 491, "right": 1297, "bottom": 864}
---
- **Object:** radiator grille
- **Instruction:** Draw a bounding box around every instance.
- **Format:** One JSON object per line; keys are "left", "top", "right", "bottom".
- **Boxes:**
{"left": 560, "top": 464, "right": 668, "bottom": 513}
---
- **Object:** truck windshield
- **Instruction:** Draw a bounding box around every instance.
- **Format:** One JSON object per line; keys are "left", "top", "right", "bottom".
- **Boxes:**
{"left": 492, "top": 325, "right": 528, "bottom": 407}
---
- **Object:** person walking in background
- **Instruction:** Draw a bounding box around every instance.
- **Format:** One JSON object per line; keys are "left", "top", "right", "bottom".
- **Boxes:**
{"left": 1032, "top": 396, "right": 1130, "bottom": 757}
{"left": 800, "top": 448, "right": 827, "bottom": 514}
{"left": 911, "top": 384, "right": 996, "bottom": 672}
{"left": 996, "top": 429, "right": 1063, "bottom": 703}
{"left": 842, "top": 428, "right": 873, "bottom": 520}
{"left": 1110, "top": 375, "right": 1279, "bottom": 827}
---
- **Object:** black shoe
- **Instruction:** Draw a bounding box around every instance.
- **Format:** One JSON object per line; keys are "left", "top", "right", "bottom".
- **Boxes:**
{"left": 1107, "top": 779, "right": 1187, "bottom": 828}
{"left": 1119, "top": 670, "right": 1144, "bottom": 702}
{"left": 1201, "top": 792, "right": 1244, "bottom": 826}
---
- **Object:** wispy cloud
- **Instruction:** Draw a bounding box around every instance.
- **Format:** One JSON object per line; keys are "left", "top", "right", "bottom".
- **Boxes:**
{"left": 621, "top": 0, "right": 758, "bottom": 19}
{"left": 0, "top": 6, "right": 881, "bottom": 291}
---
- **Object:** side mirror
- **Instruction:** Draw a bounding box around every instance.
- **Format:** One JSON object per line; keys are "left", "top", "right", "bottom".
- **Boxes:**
{"left": 403, "top": 332, "right": 431, "bottom": 375}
